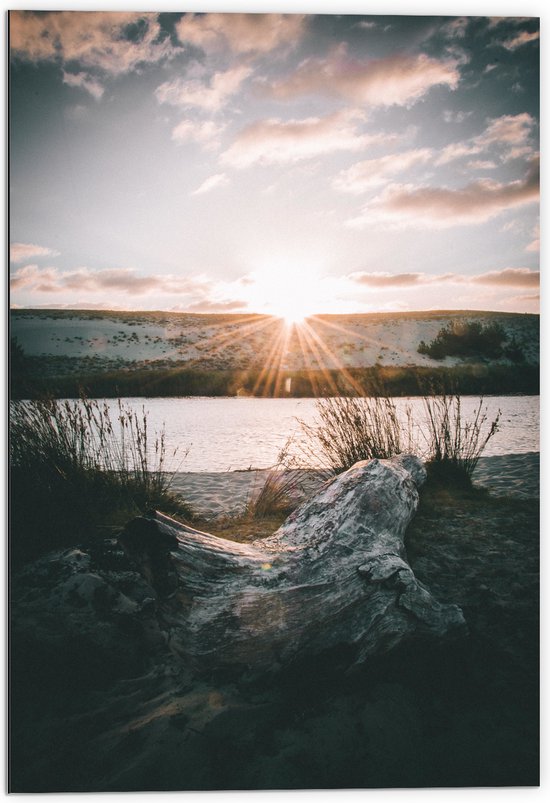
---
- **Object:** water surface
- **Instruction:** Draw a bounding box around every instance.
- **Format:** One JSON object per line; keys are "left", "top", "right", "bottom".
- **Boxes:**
{"left": 99, "top": 395, "right": 539, "bottom": 472}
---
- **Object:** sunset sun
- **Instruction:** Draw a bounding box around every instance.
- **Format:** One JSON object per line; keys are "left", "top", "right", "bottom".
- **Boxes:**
{"left": 246, "top": 260, "right": 323, "bottom": 323}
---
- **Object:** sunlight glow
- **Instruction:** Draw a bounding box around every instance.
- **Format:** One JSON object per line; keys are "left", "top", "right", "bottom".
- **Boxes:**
{"left": 245, "top": 259, "right": 323, "bottom": 324}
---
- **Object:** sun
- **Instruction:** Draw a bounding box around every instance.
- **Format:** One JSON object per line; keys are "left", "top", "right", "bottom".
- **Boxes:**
{"left": 245, "top": 259, "right": 322, "bottom": 323}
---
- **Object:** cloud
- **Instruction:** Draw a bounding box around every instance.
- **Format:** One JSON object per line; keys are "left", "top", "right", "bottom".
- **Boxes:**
{"left": 171, "top": 119, "right": 226, "bottom": 149}
{"left": 10, "top": 265, "right": 209, "bottom": 296}
{"left": 441, "top": 17, "right": 470, "bottom": 38}
{"left": 352, "top": 157, "right": 539, "bottom": 228}
{"left": 156, "top": 65, "right": 252, "bottom": 112}
{"left": 467, "top": 160, "right": 497, "bottom": 170}
{"left": 348, "top": 271, "right": 454, "bottom": 287}
{"left": 191, "top": 173, "right": 229, "bottom": 195}
{"left": 62, "top": 70, "right": 104, "bottom": 100}
{"left": 443, "top": 109, "right": 472, "bottom": 124}
{"left": 184, "top": 299, "right": 248, "bottom": 313}
{"left": 175, "top": 12, "right": 307, "bottom": 55}
{"left": 333, "top": 148, "right": 433, "bottom": 193}
{"left": 476, "top": 113, "right": 535, "bottom": 149}
{"left": 348, "top": 268, "right": 539, "bottom": 288}
{"left": 10, "top": 242, "right": 60, "bottom": 263}
{"left": 9, "top": 11, "right": 177, "bottom": 74}
{"left": 262, "top": 45, "right": 461, "bottom": 107}
{"left": 436, "top": 112, "right": 536, "bottom": 166}
{"left": 469, "top": 268, "right": 539, "bottom": 287}
{"left": 220, "top": 109, "right": 375, "bottom": 168}
{"left": 501, "top": 29, "right": 540, "bottom": 50}
{"left": 526, "top": 223, "right": 540, "bottom": 253}
{"left": 510, "top": 293, "right": 539, "bottom": 303}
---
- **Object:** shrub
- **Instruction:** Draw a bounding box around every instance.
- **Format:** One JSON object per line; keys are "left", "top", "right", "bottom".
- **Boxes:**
{"left": 9, "top": 397, "right": 191, "bottom": 564}
{"left": 418, "top": 320, "right": 511, "bottom": 361}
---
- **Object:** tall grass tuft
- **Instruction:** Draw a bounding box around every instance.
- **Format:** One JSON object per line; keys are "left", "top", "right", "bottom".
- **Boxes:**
{"left": 294, "top": 393, "right": 500, "bottom": 487}
{"left": 296, "top": 395, "right": 415, "bottom": 474}
{"left": 9, "top": 397, "right": 191, "bottom": 563}
{"left": 245, "top": 470, "right": 302, "bottom": 519}
{"left": 245, "top": 442, "right": 305, "bottom": 519}
{"left": 421, "top": 394, "right": 500, "bottom": 483}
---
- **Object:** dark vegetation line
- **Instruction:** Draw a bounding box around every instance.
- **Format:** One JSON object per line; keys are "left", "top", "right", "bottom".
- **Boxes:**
{"left": 11, "top": 361, "right": 539, "bottom": 399}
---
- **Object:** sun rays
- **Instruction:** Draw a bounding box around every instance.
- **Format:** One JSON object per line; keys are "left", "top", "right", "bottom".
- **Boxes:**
{"left": 164, "top": 311, "right": 396, "bottom": 397}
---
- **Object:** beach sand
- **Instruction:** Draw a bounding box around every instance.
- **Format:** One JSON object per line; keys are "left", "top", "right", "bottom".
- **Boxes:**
{"left": 168, "top": 451, "right": 539, "bottom": 518}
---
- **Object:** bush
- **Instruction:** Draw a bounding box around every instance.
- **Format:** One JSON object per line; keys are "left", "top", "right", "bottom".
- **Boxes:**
{"left": 9, "top": 397, "right": 192, "bottom": 564}
{"left": 418, "top": 320, "right": 518, "bottom": 361}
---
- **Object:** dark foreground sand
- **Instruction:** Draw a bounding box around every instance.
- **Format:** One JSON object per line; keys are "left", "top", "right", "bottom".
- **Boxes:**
{"left": 10, "top": 452, "right": 539, "bottom": 791}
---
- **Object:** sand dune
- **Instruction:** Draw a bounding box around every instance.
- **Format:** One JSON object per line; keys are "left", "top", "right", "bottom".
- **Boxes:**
{"left": 10, "top": 309, "right": 539, "bottom": 373}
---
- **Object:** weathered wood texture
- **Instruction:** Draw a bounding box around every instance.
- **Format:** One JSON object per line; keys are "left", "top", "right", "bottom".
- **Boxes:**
{"left": 121, "top": 455, "right": 466, "bottom": 672}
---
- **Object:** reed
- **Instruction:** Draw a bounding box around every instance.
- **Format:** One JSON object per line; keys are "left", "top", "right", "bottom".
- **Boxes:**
{"left": 296, "top": 393, "right": 500, "bottom": 485}
{"left": 421, "top": 394, "right": 501, "bottom": 483}
{"left": 245, "top": 443, "right": 305, "bottom": 519}
{"left": 296, "top": 395, "right": 415, "bottom": 474}
{"left": 9, "top": 396, "right": 190, "bottom": 563}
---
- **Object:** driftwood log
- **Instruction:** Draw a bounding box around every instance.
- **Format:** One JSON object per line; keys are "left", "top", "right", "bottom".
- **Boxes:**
{"left": 121, "top": 455, "right": 466, "bottom": 673}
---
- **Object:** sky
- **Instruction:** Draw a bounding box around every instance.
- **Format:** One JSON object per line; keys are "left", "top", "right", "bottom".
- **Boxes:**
{"left": 8, "top": 6, "right": 540, "bottom": 316}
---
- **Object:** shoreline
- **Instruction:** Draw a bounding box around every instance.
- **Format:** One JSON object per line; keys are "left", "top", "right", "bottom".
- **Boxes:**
{"left": 167, "top": 451, "right": 540, "bottom": 518}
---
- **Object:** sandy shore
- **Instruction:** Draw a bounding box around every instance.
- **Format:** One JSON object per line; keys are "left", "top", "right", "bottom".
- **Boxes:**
{"left": 168, "top": 451, "right": 539, "bottom": 518}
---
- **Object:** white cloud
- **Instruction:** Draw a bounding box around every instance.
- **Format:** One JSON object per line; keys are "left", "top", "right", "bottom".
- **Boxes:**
{"left": 443, "top": 109, "right": 472, "bottom": 124}
{"left": 220, "top": 109, "right": 374, "bottom": 168}
{"left": 62, "top": 70, "right": 104, "bottom": 100}
{"left": 436, "top": 113, "right": 536, "bottom": 166}
{"left": 156, "top": 65, "right": 252, "bottom": 112}
{"left": 175, "top": 12, "right": 307, "bottom": 55}
{"left": 476, "top": 113, "right": 535, "bottom": 148}
{"left": 191, "top": 173, "right": 230, "bottom": 196}
{"left": 10, "top": 11, "right": 178, "bottom": 74}
{"left": 171, "top": 119, "right": 226, "bottom": 150}
{"left": 10, "top": 242, "right": 60, "bottom": 263}
{"left": 526, "top": 223, "right": 540, "bottom": 253}
{"left": 263, "top": 45, "right": 461, "bottom": 107}
{"left": 333, "top": 149, "right": 433, "bottom": 194}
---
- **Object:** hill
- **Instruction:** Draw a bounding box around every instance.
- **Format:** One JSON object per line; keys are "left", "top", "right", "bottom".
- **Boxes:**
{"left": 10, "top": 309, "right": 539, "bottom": 398}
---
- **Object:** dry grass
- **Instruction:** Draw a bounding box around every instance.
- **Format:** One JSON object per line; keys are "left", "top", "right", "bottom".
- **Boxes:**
{"left": 295, "top": 395, "right": 415, "bottom": 474}
{"left": 294, "top": 393, "right": 500, "bottom": 485}
{"left": 421, "top": 394, "right": 501, "bottom": 482}
{"left": 9, "top": 396, "right": 191, "bottom": 563}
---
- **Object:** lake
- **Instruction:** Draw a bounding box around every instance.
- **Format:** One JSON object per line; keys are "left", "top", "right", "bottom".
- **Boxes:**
{"left": 99, "top": 395, "right": 539, "bottom": 473}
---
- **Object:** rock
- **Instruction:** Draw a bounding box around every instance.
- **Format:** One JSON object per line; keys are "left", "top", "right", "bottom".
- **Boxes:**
{"left": 120, "top": 455, "right": 466, "bottom": 673}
